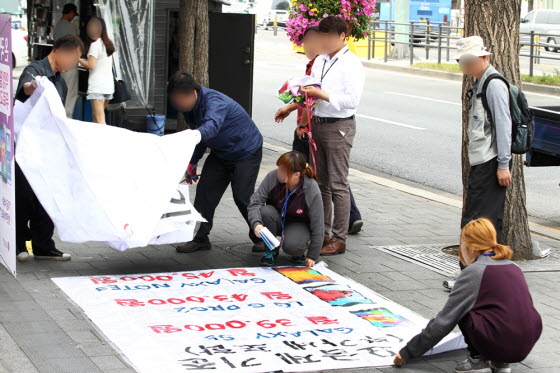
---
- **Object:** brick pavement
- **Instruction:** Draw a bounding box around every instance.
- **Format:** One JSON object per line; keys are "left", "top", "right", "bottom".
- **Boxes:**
{"left": 1, "top": 146, "right": 559, "bottom": 373}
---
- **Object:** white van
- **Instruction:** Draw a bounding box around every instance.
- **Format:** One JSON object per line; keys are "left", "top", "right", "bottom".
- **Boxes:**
{"left": 520, "top": 9, "right": 560, "bottom": 52}
{"left": 255, "top": 0, "right": 290, "bottom": 27}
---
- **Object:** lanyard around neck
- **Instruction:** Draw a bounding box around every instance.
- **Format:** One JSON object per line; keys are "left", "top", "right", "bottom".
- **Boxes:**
{"left": 321, "top": 48, "right": 349, "bottom": 82}
{"left": 281, "top": 183, "right": 301, "bottom": 230}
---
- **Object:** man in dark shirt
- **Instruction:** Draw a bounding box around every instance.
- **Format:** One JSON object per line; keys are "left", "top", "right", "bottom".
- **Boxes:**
{"left": 167, "top": 72, "right": 263, "bottom": 253}
{"left": 15, "top": 35, "right": 83, "bottom": 262}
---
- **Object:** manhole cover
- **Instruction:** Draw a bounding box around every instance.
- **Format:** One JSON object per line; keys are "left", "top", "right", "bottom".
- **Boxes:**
{"left": 374, "top": 244, "right": 461, "bottom": 276}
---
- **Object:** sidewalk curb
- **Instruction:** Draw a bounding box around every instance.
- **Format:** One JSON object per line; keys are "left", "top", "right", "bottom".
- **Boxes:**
{"left": 362, "top": 60, "right": 560, "bottom": 96}
{"left": 263, "top": 142, "right": 560, "bottom": 242}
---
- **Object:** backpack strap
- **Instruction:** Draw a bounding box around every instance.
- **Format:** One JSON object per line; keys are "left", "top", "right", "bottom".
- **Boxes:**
{"left": 476, "top": 73, "right": 510, "bottom": 124}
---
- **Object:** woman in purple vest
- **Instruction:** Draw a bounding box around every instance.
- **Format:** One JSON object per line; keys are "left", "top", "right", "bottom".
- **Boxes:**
{"left": 394, "top": 218, "right": 542, "bottom": 373}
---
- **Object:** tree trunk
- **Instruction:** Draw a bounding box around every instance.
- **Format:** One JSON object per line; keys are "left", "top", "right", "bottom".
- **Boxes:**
{"left": 390, "top": 0, "right": 413, "bottom": 59}
{"left": 461, "top": 0, "right": 534, "bottom": 260}
{"left": 528, "top": 0, "right": 534, "bottom": 12}
{"left": 176, "top": 0, "right": 210, "bottom": 131}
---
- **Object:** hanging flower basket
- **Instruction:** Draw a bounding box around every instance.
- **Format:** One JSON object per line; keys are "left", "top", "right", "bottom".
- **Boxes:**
{"left": 286, "top": 0, "right": 377, "bottom": 46}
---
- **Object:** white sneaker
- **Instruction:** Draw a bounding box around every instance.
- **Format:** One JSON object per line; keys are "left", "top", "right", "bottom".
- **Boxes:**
{"left": 17, "top": 252, "right": 30, "bottom": 262}
{"left": 443, "top": 279, "right": 456, "bottom": 291}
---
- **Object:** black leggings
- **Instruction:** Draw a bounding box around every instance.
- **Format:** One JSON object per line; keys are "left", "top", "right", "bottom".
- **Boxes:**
{"left": 260, "top": 205, "right": 309, "bottom": 256}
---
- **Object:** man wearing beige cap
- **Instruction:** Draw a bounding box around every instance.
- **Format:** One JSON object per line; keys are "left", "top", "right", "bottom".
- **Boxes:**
{"left": 443, "top": 38, "right": 513, "bottom": 269}
{"left": 455, "top": 36, "right": 512, "bottom": 242}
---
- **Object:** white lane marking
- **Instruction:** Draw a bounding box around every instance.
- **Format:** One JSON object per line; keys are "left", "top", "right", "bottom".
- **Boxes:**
{"left": 371, "top": 69, "right": 560, "bottom": 99}
{"left": 366, "top": 67, "right": 463, "bottom": 84}
{"left": 356, "top": 114, "right": 426, "bottom": 130}
{"left": 385, "top": 91, "right": 461, "bottom": 106}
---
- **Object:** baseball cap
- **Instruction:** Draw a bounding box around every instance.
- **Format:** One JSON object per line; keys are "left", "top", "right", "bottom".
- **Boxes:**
{"left": 62, "top": 3, "right": 79, "bottom": 15}
{"left": 454, "top": 36, "right": 492, "bottom": 62}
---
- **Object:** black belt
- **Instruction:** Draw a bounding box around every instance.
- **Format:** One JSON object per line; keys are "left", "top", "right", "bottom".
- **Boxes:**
{"left": 313, "top": 115, "right": 355, "bottom": 124}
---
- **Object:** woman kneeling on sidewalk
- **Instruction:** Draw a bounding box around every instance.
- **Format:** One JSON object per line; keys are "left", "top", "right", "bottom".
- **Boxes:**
{"left": 248, "top": 151, "right": 324, "bottom": 267}
{"left": 394, "top": 218, "right": 542, "bottom": 373}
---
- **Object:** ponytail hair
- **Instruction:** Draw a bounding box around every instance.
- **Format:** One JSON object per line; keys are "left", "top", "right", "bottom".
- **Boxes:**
{"left": 461, "top": 218, "right": 513, "bottom": 260}
{"left": 490, "top": 243, "right": 513, "bottom": 260}
{"left": 276, "top": 151, "right": 316, "bottom": 182}
{"left": 303, "top": 165, "right": 315, "bottom": 179}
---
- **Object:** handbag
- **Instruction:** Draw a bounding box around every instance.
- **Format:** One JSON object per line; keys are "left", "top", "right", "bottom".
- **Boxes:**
{"left": 110, "top": 60, "right": 131, "bottom": 104}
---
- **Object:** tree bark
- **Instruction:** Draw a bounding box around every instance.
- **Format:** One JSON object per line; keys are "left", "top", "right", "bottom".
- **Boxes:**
{"left": 461, "top": 0, "right": 534, "bottom": 260}
{"left": 176, "top": 0, "right": 210, "bottom": 131}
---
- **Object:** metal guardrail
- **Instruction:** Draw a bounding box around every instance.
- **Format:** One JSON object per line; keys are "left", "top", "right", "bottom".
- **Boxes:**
{"left": 368, "top": 20, "right": 560, "bottom": 77}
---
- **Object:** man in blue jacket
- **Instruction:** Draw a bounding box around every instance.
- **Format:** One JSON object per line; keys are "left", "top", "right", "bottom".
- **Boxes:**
{"left": 168, "top": 72, "right": 263, "bottom": 253}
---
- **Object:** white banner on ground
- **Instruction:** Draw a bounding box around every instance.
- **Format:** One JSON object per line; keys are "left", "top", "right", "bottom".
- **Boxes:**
{"left": 13, "top": 78, "right": 204, "bottom": 251}
{"left": 0, "top": 15, "right": 16, "bottom": 276}
{"left": 53, "top": 263, "right": 465, "bottom": 373}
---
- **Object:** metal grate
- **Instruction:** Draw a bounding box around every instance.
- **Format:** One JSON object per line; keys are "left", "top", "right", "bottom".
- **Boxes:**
{"left": 375, "top": 244, "right": 460, "bottom": 276}
{"left": 375, "top": 244, "right": 560, "bottom": 275}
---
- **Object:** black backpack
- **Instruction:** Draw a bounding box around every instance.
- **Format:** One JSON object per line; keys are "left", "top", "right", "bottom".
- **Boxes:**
{"left": 478, "top": 73, "right": 535, "bottom": 154}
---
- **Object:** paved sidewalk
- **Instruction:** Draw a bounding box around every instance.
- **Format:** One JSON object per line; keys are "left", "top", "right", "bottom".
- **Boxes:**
{"left": 1, "top": 146, "right": 559, "bottom": 373}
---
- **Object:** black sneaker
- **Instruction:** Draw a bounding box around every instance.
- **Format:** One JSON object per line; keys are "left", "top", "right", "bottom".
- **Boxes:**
{"left": 260, "top": 250, "right": 278, "bottom": 267}
{"left": 252, "top": 242, "right": 266, "bottom": 252}
{"left": 454, "top": 356, "right": 491, "bottom": 373}
{"left": 176, "top": 240, "right": 212, "bottom": 253}
{"left": 348, "top": 220, "right": 363, "bottom": 235}
{"left": 34, "top": 248, "right": 71, "bottom": 261}
{"left": 290, "top": 255, "right": 306, "bottom": 265}
{"left": 489, "top": 362, "right": 511, "bottom": 373}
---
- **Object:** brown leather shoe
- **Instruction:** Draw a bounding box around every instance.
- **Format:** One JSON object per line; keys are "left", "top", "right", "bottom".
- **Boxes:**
{"left": 323, "top": 236, "right": 333, "bottom": 247}
{"left": 320, "top": 240, "right": 346, "bottom": 256}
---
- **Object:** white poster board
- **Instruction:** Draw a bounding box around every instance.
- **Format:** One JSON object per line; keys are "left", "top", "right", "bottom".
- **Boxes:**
{"left": 0, "top": 15, "right": 16, "bottom": 276}
{"left": 53, "top": 263, "right": 465, "bottom": 372}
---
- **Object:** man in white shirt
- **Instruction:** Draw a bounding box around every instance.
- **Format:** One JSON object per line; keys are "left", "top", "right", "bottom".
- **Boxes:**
{"left": 53, "top": 3, "right": 80, "bottom": 118}
{"left": 301, "top": 16, "right": 365, "bottom": 256}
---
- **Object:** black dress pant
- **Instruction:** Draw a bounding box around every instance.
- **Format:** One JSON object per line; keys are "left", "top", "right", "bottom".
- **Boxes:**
{"left": 461, "top": 157, "right": 507, "bottom": 243}
{"left": 292, "top": 130, "right": 362, "bottom": 224}
{"left": 15, "top": 162, "right": 56, "bottom": 254}
{"left": 260, "top": 205, "right": 309, "bottom": 256}
{"left": 458, "top": 315, "right": 483, "bottom": 359}
{"left": 193, "top": 147, "right": 262, "bottom": 243}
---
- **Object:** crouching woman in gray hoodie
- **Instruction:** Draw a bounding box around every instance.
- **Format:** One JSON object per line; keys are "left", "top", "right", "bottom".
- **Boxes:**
{"left": 248, "top": 151, "right": 324, "bottom": 267}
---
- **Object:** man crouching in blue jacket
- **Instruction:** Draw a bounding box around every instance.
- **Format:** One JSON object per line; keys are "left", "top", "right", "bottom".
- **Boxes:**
{"left": 168, "top": 72, "right": 263, "bottom": 253}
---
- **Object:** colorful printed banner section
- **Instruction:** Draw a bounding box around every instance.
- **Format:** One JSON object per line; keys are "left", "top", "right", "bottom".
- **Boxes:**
{"left": 52, "top": 263, "right": 465, "bottom": 373}
{"left": 0, "top": 14, "right": 16, "bottom": 276}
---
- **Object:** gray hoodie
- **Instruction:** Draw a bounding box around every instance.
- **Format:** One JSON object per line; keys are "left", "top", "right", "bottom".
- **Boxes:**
{"left": 248, "top": 170, "right": 324, "bottom": 260}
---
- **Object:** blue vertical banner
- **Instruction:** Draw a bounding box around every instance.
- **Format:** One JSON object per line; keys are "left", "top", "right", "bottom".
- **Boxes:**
{"left": 0, "top": 14, "right": 16, "bottom": 276}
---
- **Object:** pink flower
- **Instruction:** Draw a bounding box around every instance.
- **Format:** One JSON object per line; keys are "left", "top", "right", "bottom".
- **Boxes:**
{"left": 323, "top": 13, "right": 328, "bottom": 18}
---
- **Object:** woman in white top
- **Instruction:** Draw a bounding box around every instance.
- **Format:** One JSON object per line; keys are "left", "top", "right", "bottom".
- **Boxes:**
{"left": 79, "top": 16, "right": 115, "bottom": 124}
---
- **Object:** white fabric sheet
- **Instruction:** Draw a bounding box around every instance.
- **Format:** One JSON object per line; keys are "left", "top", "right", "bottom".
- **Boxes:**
{"left": 14, "top": 78, "right": 204, "bottom": 250}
